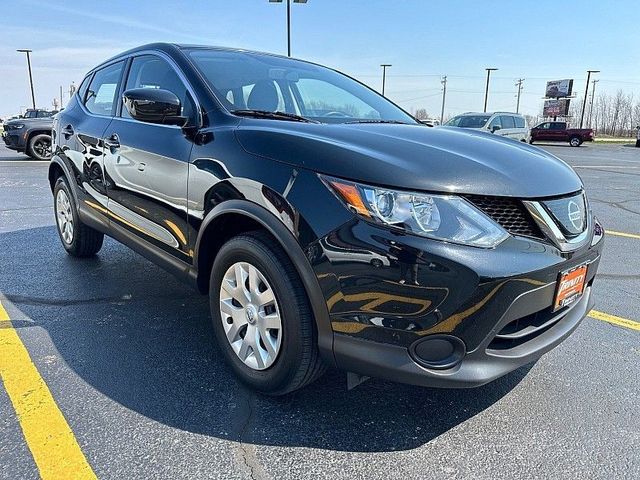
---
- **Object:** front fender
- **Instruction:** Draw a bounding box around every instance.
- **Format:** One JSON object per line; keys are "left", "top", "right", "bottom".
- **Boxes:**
{"left": 194, "top": 199, "right": 335, "bottom": 366}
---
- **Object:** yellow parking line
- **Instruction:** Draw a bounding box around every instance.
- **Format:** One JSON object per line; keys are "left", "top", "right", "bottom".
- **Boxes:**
{"left": 606, "top": 230, "right": 640, "bottom": 240}
{"left": 589, "top": 309, "right": 640, "bottom": 331}
{"left": 0, "top": 300, "right": 97, "bottom": 479}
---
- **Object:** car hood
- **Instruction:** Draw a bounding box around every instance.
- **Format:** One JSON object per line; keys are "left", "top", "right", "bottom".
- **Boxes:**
{"left": 235, "top": 121, "right": 582, "bottom": 198}
{"left": 5, "top": 118, "right": 53, "bottom": 126}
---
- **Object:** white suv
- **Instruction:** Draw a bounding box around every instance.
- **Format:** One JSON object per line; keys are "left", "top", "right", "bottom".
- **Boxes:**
{"left": 444, "top": 112, "right": 529, "bottom": 142}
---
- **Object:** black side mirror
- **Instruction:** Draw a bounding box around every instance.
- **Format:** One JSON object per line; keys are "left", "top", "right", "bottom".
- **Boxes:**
{"left": 490, "top": 125, "right": 501, "bottom": 133}
{"left": 123, "top": 88, "right": 187, "bottom": 127}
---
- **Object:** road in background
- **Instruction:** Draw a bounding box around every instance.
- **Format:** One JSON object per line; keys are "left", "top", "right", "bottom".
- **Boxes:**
{"left": 1, "top": 143, "right": 638, "bottom": 479}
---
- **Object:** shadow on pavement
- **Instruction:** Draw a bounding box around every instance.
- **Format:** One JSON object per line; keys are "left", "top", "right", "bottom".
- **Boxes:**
{"left": 1, "top": 226, "right": 531, "bottom": 452}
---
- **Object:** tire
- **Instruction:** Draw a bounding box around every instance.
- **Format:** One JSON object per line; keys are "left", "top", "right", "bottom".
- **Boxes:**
{"left": 53, "top": 176, "right": 104, "bottom": 257}
{"left": 635, "top": 139, "right": 640, "bottom": 148}
{"left": 529, "top": 139, "right": 534, "bottom": 144}
{"left": 27, "top": 133, "right": 52, "bottom": 160}
{"left": 209, "top": 231, "right": 325, "bottom": 395}
{"left": 569, "top": 136, "right": 582, "bottom": 147}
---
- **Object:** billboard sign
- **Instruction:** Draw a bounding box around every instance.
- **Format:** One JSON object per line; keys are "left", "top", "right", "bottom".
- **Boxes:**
{"left": 545, "top": 79, "right": 573, "bottom": 98}
{"left": 543, "top": 98, "right": 570, "bottom": 117}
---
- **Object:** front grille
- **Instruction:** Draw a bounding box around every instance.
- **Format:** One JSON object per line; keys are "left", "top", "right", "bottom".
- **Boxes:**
{"left": 464, "top": 195, "right": 544, "bottom": 239}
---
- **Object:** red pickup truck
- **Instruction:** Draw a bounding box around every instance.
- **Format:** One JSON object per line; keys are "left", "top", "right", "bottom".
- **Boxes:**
{"left": 529, "top": 121, "right": 594, "bottom": 147}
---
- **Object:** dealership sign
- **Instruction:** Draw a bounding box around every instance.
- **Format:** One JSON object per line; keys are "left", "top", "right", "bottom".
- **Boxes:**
{"left": 545, "top": 79, "right": 573, "bottom": 98}
{"left": 543, "top": 98, "right": 570, "bottom": 117}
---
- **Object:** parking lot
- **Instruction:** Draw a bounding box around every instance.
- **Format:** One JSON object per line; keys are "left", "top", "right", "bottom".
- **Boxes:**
{"left": 0, "top": 142, "right": 638, "bottom": 479}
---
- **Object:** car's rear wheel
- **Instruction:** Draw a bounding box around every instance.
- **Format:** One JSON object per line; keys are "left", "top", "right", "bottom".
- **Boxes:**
{"left": 27, "top": 133, "right": 52, "bottom": 160}
{"left": 53, "top": 176, "right": 104, "bottom": 257}
{"left": 569, "top": 136, "right": 582, "bottom": 147}
{"left": 209, "top": 231, "right": 325, "bottom": 395}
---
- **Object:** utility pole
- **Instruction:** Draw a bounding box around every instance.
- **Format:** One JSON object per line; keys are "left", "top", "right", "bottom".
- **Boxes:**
{"left": 269, "top": 0, "right": 308, "bottom": 57}
{"left": 588, "top": 79, "right": 599, "bottom": 128}
{"left": 515, "top": 78, "right": 524, "bottom": 113}
{"left": 440, "top": 75, "right": 447, "bottom": 125}
{"left": 483, "top": 68, "right": 498, "bottom": 112}
{"left": 17, "top": 49, "right": 36, "bottom": 109}
{"left": 380, "top": 64, "right": 392, "bottom": 96}
{"left": 60, "top": 85, "right": 63, "bottom": 110}
{"left": 580, "top": 70, "right": 599, "bottom": 128}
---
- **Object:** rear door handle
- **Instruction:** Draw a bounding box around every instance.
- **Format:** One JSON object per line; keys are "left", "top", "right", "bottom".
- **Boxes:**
{"left": 104, "top": 133, "right": 120, "bottom": 151}
{"left": 62, "top": 124, "right": 74, "bottom": 139}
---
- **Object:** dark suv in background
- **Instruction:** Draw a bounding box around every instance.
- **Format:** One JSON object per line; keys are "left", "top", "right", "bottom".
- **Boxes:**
{"left": 2, "top": 108, "right": 56, "bottom": 160}
{"left": 49, "top": 43, "right": 603, "bottom": 395}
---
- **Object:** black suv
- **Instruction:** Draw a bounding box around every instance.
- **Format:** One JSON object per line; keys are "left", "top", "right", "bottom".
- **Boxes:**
{"left": 50, "top": 43, "right": 604, "bottom": 395}
{"left": 3, "top": 109, "right": 56, "bottom": 160}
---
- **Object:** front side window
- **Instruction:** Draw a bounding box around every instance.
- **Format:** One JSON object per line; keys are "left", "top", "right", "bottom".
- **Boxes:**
{"left": 187, "top": 49, "right": 416, "bottom": 124}
{"left": 122, "top": 55, "right": 195, "bottom": 122}
{"left": 499, "top": 116, "right": 515, "bottom": 129}
{"left": 85, "top": 61, "right": 125, "bottom": 116}
{"left": 488, "top": 116, "right": 502, "bottom": 129}
{"left": 537, "top": 123, "right": 550, "bottom": 130}
{"left": 445, "top": 115, "right": 491, "bottom": 128}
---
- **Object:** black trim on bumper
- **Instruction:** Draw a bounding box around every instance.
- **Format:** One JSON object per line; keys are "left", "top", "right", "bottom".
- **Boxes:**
{"left": 333, "top": 284, "right": 594, "bottom": 388}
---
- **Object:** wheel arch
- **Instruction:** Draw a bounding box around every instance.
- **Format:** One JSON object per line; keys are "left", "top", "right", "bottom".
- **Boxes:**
{"left": 194, "top": 199, "right": 335, "bottom": 365}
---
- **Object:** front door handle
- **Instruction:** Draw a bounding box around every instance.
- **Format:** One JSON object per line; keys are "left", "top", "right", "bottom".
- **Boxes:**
{"left": 62, "top": 124, "right": 74, "bottom": 139}
{"left": 104, "top": 133, "right": 120, "bottom": 152}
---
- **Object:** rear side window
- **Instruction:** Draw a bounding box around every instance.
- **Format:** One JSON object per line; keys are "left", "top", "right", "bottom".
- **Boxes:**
{"left": 85, "top": 61, "right": 125, "bottom": 116}
{"left": 499, "top": 116, "right": 515, "bottom": 129}
{"left": 122, "top": 55, "right": 195, "bottom": 122}
{"left": 551, "top": 122, "right": 566, "bottom": 130}
{"left": 514, "top": 116, "right": 525, "bottom": 128}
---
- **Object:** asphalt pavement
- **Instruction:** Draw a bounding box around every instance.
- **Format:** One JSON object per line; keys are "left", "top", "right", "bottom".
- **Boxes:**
{"left": 0, "top": 142, "right": 638, "bottom": 479}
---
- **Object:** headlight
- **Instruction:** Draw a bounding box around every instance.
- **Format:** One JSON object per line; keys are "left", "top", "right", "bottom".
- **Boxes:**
{"left": 322, "top": 176, "right": 508, "bottom": 248}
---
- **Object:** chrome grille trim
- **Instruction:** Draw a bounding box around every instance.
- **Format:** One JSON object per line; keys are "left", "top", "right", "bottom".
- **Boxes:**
{"left": 522, "top": 194, "right": 592, "bottom": 252}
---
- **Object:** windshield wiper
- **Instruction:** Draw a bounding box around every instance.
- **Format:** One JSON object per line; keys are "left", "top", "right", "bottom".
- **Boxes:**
{"left": 344, "top": 119, "right": 409, "bottom": 125}
{"left": 231, "top": 109, "right": 319, "bottom": 123}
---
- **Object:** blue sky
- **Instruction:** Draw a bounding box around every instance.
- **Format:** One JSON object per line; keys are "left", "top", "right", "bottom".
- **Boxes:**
{"left": 1, "top": 0, "right": 639, "bottom": 119}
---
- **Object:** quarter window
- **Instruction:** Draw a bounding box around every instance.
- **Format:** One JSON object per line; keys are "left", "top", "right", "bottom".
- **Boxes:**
{"left": 85, "top": 61, "right": 125, "bottom": 116}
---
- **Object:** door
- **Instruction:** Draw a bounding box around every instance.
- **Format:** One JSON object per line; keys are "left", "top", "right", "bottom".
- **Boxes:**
{"left": 488, "top": 116, "right": 506, "bottom": 136}
{"left": 534, "top": 122, "right": 552, "bottom": 141}
{"left": 103, "top": 54, "right": 196, "bottom": 262}
{"left": 498, "top": 115, "right": 516, "bottom": 138}
{"left": 549, "top": 121, "right": 568, "bottom": 141}
{"left": 56, "top": 60, "right": 126, "bottom": 220}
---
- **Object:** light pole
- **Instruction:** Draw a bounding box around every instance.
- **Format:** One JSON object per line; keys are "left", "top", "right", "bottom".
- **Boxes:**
{"left": 515, "top": 78, "right": 524, "bottom": 113}
{"left": 17, "top": 49, "right": 36, "bottom": 110}
{"left": 440, "top": 75, "right": 447, "bottom": 125}
{"left": 483, "top": 68, "right": 498, "bottom": 112}
{"left": 580, "top": 70, "right": 599, "bottom": 128}
{"left": 380, "top": 64, "right": 391, "bottom": 96}
{"left": 269, "top": 0, "right": 308, "bottom": 57}
{"left": 588, "top": 78, "right": 599, "bottom": 128}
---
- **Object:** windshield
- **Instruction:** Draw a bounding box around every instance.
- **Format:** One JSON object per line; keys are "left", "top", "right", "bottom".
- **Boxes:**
{"left": 187, "top": 49, "right": 416, "bottom": 124}
{"left": 445, "top": 115, "right": 491, "bottom": 128}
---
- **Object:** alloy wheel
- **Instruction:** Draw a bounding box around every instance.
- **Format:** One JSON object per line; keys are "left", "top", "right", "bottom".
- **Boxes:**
{"left": 33, "top": 137, "right": 52, "bottom": 159}
{"left": 56, "top": 189, "right": 74, "bottom": 244}
{"left": 219, "top": 261, "right": 282, "bottom": 370}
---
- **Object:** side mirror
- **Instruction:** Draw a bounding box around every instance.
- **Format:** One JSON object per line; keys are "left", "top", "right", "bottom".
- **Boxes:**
{"left": 123, "top": 88, "right": 187, "bottom": 126}
{"left": 490, "top": 125, "right": 501, "bottom": 133}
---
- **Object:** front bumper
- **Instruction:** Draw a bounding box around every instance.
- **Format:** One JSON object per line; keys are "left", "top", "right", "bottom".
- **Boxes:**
{"left": 2, "top": 132, "right": 23, "bottom": 151}
{"left": 333, "top": 283, "right": 594, "bottom": 388}
{"left": 311, "top": 215, "right": 603, "bottom": 388}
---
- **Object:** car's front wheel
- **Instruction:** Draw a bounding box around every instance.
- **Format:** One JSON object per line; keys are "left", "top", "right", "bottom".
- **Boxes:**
{"left": 27, "top": 133, "right": 52, "bottom": 160}
{"left": 209, "top": 231, "right": 325, "bottom": 395}
{"left": 53, "top": 176, "right": 104, "bottom": 257}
